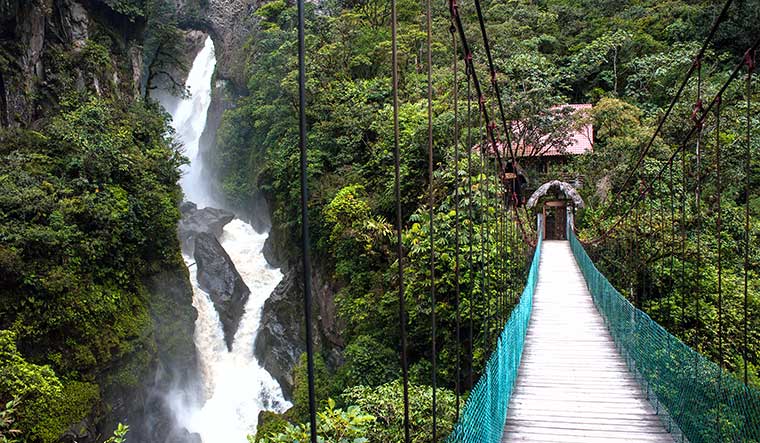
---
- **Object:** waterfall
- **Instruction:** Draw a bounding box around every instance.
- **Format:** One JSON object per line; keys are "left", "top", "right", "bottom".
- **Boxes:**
{"left": 163, "top": 36, "right": 291, "bottom": 443}
{"left": 172, "top": 37, "right": 215, "bottom": 208}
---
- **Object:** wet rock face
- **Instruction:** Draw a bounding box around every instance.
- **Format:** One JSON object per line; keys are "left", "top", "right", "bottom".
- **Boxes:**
{"left": 254, "top": 266, "right": 303, "bottom": 398}
{"left": 254, "top": 263, "right": 344, "bottom": 399}
{"left": 0, "top": 0, "right": 143, "bottom": 127}
{"left": 194, "top": 232, "right": 250, "bottom": 350}
{"left": 170, "top": 0, "right": 259, "bottom": 88}
{"left": 203, "top": 0, "right": 258, "bottom": 87}
{"left": 178, "top": 204, "right": 235, "bottom": 253}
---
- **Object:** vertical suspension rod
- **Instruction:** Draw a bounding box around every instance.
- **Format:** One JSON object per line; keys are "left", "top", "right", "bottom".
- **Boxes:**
{"left": 426, "top": 0, "right": 437, "bottom": 433}
{"left": 296, "top": 0, "right": 317, "bottom": 439}
{"left": 715, "top": 93, "right": 723, "bottom": 440}
{"left": 451, "top": 20, "right": 461, "bottom": 419}
{"left": 466, "top": 68, "right": 475, "bottom": 391}
{"left": 743, "top": 49, "right": 754, "bottom": 386}
{"left": 391, "top": 0, "right": 411, "bottom": 437}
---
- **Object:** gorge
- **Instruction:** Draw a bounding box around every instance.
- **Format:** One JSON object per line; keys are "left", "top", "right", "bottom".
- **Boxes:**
{"left": 162, "top": 36, "right": 290, "bottom": 442}
{"left": 2, "top": 0, "right": 758, "bottom": 442}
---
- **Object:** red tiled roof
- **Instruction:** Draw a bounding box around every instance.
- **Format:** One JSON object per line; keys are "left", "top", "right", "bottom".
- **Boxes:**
{"left": 548, "top": 104, "right": 593, "bottom": 156}
{"left": 478, "top": 104, "right": 593, "bottom": 158}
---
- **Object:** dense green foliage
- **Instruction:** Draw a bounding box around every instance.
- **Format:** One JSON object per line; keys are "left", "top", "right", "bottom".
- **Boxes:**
{"left": 215, "top": 0, "right": 759, "bottom": 439}
{"left": 0, "top": 397, "right": 21, "bottom": 443}
{"left": 254, "top": 399, "right": 375, "bottom": 443}
{"left": 0, "top": 0, "right": 197, "bottom": 439}
{"left": 343, "top": 380, "right": 457, "bottom": 443}
{"left": 0, "top": 94, "right": 185, "bottom": 441}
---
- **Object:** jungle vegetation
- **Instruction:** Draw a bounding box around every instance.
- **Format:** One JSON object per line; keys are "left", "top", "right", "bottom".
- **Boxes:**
{"left": 208, "top": 0, "right": 759, "bottom": 440}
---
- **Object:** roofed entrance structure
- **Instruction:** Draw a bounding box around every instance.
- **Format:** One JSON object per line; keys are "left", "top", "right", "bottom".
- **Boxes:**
{"left": 527, "top": 180, "right": 585, "bottom": 240}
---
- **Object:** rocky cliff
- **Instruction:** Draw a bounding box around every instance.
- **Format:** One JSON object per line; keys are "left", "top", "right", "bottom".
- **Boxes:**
{"left": 255, "top": 247, "right": 345, "bottom": 399}
{"left": 0, "top": 0, "right": 144, "bottom": 127}
{"left": 173, "top": 0, "right": 259, "bottom": 89}
{"left": 0, "top": 2, "right": 201, "bottom": 442}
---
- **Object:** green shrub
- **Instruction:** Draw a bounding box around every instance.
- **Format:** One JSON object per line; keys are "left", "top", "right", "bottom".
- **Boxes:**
{"left": 341, "top": 336, "right": 399, "bottom": 388}
{"left": 253, "top": 399, "right": 374, "bottom": 443}
{"left": 0, "top": 95, "right": 184, "bottom": 440}
{"left": 343, "top": 380, "right": 457, "bottom": 443}
{"left": 0, "top": 397, "right": 21, "bottom": 443}
{"left": 252, "top": 411, "right": 289, "bottom": 442}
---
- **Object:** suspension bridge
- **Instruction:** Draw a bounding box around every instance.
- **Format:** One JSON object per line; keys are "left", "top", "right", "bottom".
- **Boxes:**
{"left": 503, "top": 240, "right": 673, "bottom": 443}
{"left": 289, "top": 0, "right": 760, "bottom": 439}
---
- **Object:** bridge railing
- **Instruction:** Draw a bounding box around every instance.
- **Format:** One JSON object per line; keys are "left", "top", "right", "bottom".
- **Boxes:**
{"left": 444, "top": 227, "right": 542, "bottom": 443}
{"left": 569, "top": 230, "right": 760, "bottom": 443}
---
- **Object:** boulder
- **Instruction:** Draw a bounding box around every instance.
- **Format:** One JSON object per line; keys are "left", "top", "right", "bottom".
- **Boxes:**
{"left": 179, "top": 201, "right": 198, "bottom": 215}
{"left": 254, "top": 266, "right": 303, "bottom": 398}
{"left": 178, "top": 205, "right": 235, "bottom": 253}
{"left": 194, "top": 232, "right": 250, "bottom": 350}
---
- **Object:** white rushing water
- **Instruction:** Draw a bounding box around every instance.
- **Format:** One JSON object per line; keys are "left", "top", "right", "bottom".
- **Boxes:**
{"left": 163, "top": 36, "right": 291, "bottom": 442}
{"left": 172, "top": 37, "right": 215, "bottom": 208}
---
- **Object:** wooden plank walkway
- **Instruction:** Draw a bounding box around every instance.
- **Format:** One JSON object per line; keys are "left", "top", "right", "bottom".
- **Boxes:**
{"left": 502, "top": 240, "right": 673, "bottom": 443}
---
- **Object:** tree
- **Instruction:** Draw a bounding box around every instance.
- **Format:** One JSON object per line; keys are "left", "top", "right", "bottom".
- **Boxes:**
{"left": 141, "top": 0, "right": 188, "bottom": 97}
{"left": 568, "top": 30, "right": 634, "bottom": 95}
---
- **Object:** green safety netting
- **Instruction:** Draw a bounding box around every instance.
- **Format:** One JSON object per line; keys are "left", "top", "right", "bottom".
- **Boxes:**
{"left": 569, "top": 229, "right": 760, "bottom": 443}
{"left": 445, "top": 231, "right": 543, "bottom": 443}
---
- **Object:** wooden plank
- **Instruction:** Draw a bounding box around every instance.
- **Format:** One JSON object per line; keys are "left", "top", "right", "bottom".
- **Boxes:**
{"left": 502, "top": 240, "right": 674, "bottom": 443}
{"left": 507, "top": 419, "right": 667, "bottom": 433}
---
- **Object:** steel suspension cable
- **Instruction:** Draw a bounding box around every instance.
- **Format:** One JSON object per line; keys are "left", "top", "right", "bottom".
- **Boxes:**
{"left": 466, "top": 67, "right": 475, "bottom": 391}
{"left": 694, "top": 60, "right": 704, "bottom": 352}
{"left": 478, "top": 126, "right": 487, "bottom": 356}
{"left": 471, "top": 0, "right": 515, "bottom": 165}
{"left": 451, "top": 21, "right": 461, "bottom": 420}
{"left": 716, "top": 94, "right": 723, "bottom": 368}
{"left": 681, "top": 144, "right": 687, "bottom": 336}
{"left": 426, "top": 0, "right": 437, "bottom": 433}
{"left": 448, "top": 1, "right": 506, "bottom": 175}
{"left": 488, "top": 154, "right": 496, "bottom": 347}
{"left": 296, "top": 0, "right": 317, "bottom": 438}
{"left": 635, "top": 207, "right": 641, "bottom": 309}
{"left": 504, "top": 191, "right": 509, "bottom": 307}
{"left": 743, "top": 49, "right": 754, "bottom": 386}
{"left": 475, "top": 101, "right": 486, "bottom": 363}
{"left": 496, "top": 175, "right": 501, "bottom": 325}
{"left": 494, "top": 158, "right": 502, "bottom": 326}
{"left": 668, "top": 161, "right": 675, "bottom": 330}
{"left": 391, "top": 0, "right": 411, "bottom": 437}
{"left": 715, "top": 93, "right": 723, "bottom": 439}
